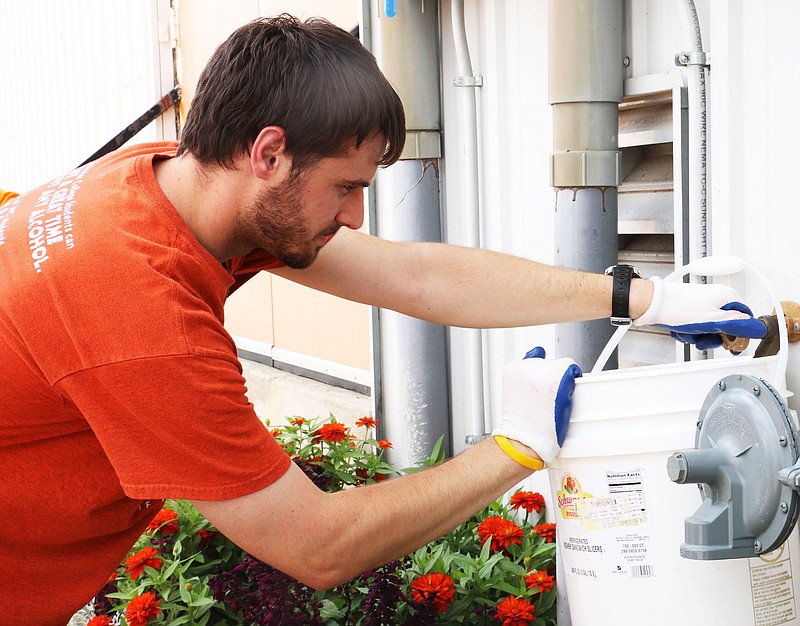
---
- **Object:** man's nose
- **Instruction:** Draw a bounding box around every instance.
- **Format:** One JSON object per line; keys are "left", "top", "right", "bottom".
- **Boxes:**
{"left": 336, "top": 189, "right": 365, "bottom": 230}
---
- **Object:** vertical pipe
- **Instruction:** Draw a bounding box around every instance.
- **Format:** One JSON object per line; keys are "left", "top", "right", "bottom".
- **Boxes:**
{"left": 548, "top": 0, "right": 624, "bottom": 371}
{"left": 548, "top": 2, "right": 623, "bottom": 621}
{"left": 374, "top": 163, "right": 450, "bottom": 468}
{"left": 367, "top": 0, "right": 452, "bottom": 466}
{"left": 449, "top": 0, "right": 488, "bottom": 444}
{"left": 674, "top": 0, "right": 709, "bottom": 361}
{"left": 675, "top": 0, "right": 708, "bottom": 270}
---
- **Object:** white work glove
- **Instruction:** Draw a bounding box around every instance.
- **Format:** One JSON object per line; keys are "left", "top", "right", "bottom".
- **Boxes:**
{"left": 493, "top": 347, "right": 582, "bottom": 466}
{"left": 633, "top": 277, "right": 767, "bottom": 351}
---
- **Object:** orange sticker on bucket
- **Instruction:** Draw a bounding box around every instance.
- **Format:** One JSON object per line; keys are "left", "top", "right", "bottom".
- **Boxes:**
{"left": 556, "top": 472, "right": 593, "bottom": 519}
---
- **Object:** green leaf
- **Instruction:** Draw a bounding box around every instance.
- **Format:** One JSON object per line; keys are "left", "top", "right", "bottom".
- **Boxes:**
{"left": 162, "top": 557, "right": 182, "bottom": 580}
{"left": 319, "top": 598, "right": 346, "bottom": 619}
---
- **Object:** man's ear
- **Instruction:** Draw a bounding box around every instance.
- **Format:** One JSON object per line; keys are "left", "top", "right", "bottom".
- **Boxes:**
{"left": 250, "top": 127, "right": 290, "bottom": 181}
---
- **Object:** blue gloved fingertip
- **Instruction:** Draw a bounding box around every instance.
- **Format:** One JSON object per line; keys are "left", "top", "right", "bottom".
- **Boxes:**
{"left": 554, "top": 363, "right": 583, "bottom": 446}
{"left": 721, "top": 301, "right": 754, "bottom": 317}
{"left": 524, "top": 346, "right": 546, "bottom": 359}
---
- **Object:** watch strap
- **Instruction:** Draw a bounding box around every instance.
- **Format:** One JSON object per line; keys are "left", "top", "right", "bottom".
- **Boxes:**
{"left": 607, "top": 264, "right": 639, "bottom": 326}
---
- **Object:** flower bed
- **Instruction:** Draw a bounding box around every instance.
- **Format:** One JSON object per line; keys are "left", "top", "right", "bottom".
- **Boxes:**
{"left": 90, "top": 415, "right": 557, "bottom": 625}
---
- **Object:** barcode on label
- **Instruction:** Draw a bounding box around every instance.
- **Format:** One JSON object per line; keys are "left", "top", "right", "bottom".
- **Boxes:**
{"left": 631, "top": 565, "right": 654, "bottom": 578}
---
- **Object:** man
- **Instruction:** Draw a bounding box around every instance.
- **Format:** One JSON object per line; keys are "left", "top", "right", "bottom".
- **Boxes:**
{"left": 0, "top": 15, "right": 764, "bottom": 624}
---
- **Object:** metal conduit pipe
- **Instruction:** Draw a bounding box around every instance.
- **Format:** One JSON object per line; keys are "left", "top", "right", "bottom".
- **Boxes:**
{"left": 365, "top": 0, "right": 452, "bottom": 467}
{"left": 449, "top": 0, "right": 489, "bottom": 445}
{"left": 548, "top": 0, "right": 624, "bottom": 371}
{"left": 674, "top": 0, "right": 709, "bottom": 271}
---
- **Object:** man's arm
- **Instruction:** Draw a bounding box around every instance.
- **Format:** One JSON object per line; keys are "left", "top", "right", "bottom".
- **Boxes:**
{"left": 270, "top": 229, "right": 766, "bottom": 347}
{"left": 269, "top": 228, "right": 653, "bottom": 328}
{"left": 192, "top": 351, "right": 579, "bottom": 591}
{"left": 191, "top": 437, "right": 530, "bottom": 590}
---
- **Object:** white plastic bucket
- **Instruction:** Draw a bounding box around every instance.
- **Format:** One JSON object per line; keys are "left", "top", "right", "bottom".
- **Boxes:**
{"left": 549, "top": 257, "right": 800, "bottom": 626}
{"left": 550, "top": 355, "right": 800, "bottom": 626}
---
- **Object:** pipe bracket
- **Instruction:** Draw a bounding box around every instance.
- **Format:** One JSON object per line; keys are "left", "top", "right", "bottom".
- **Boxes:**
{"left": 675, "top": 51, "right": 711, "bottom": 67}
{"left": 453, "top": 75, "right": 483, "bottom": 87}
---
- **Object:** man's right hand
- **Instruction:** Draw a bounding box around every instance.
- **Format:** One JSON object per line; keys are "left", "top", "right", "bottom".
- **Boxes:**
{"left": 633, "top": 278, "right": 767, "bottom": 351}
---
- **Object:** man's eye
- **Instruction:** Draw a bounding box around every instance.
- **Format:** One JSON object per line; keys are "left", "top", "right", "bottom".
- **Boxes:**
{"left": 342, "top": 185, "right": 353, "bottom": 194}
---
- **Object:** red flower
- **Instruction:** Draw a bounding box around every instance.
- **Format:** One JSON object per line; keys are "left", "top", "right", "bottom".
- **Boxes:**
{"left": 125, "top": 591, "right": 162, "bottom": 626}
{"left": 356, "top": 468, "right": 388, "bottom": 483}
{"left": 495, "top": 596, "right": 536, "bottom": 626}
{"left": 377, "top": 439, "right": 393, "bottom": 450}
{"left": 533, "top": 522, "right": 557, "bottom": 543}
{"left": 510, "top": 491, "right": 545, "bottom": 514}
{"left": 148, "top": 508, "right": 179, "bottom": 534}
{"left": 268, "top": 427, "right": 282, "bottom": 438}
{"left": 87, "top": 617, "right": 112, "bottom": 626}
{"left": 289, "top": 417, "right": 307, "bottom": 426}
{"left": 356, "top": 416, "right": 378, "bottom": 429}
{"left": 525, "top": 569, "right": 556, "bottom": 593}
{"left": 124, "top": 546, "right": 163, "bottom": 580}
{"left": 314, "top": 422, "right": 349, "bottom": 443}
{"left": 410, "top": 572, "right": 456, "bottom": 613}
{"left": 197, "top": 529, "right": 216, "bottom": 548}
{"left": 477, "top": 516, "right": 524, "bottom": 552}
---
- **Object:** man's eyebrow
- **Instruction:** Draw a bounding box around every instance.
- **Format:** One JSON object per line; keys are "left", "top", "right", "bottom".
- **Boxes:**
{"left": 343, "top": 179, "right": 371, "bottom": 187}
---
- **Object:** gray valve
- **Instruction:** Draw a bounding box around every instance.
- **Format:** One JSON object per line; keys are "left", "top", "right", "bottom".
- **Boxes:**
{"left": 667, "top": 373, "right": 800, "bottom": 560}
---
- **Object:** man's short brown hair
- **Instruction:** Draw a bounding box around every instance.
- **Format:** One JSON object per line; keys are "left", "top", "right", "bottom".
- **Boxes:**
{"left": 178, "top": 14, "right": 405, "bottom": 173}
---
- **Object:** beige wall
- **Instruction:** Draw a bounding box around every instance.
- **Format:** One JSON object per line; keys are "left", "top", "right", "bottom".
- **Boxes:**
{"left": 178, "top": 0, "right": 371, "bottom": 373}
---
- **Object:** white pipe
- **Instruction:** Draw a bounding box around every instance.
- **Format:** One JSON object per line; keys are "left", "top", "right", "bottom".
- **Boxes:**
{"left": 450, "top": 0, "right": 488, "bottom": 439}
{"left": 676, "top": 0, "right": 709, "bottom": 270}
{"left": 450, "top": 0, "right": 481, "bottom": 249}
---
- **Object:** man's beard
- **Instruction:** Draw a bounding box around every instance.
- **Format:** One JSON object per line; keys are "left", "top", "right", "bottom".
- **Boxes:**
{"left": 237, "top": 175, "right": 336, "bottom": 269}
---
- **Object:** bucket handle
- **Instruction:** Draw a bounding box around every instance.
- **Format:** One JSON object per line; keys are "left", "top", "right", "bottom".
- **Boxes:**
{"left": 591, "top": 256, "right": 788, "bottom": 388}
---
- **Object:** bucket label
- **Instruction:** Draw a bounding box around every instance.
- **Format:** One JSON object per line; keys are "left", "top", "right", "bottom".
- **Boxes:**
{"left": 553, "top": 468, "right": 656, "bottom": 580}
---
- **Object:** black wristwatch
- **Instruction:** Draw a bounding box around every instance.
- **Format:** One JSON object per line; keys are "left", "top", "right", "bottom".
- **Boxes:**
{"left": 605, "top": 264, "right": 642, "bottom": 326}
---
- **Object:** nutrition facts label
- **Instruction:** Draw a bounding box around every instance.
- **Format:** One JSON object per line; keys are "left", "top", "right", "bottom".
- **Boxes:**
{"left": 553, "top": 468, "right": 656, "bottom": 580}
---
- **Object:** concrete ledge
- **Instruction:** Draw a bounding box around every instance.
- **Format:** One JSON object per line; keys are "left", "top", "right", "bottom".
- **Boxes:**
{"left": 241, "top": 358, "right": 373, "bottom": 429}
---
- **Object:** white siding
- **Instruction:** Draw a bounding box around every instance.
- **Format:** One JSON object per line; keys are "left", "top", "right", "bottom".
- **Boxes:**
{"left": 0, "top": 0, "right": 175, "bottom": 193}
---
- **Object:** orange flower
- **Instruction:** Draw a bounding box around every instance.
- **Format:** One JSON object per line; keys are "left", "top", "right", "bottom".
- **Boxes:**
{"left": 315, "top": 422, "right": 349, "bottom": 443}
{"left": 125, "top": 591, "right": 162, "bottom": 626}
{"left": 477, "top": 516, "right": 524, "bottom": 552}
{"left": 87, "top": 617, "right": 112, "bottom": 626}
{"left": 147, "top": 508, "right": 179, "bottom": 534}
{"left": 410, "top": 572, "right": 456, "bottom": 613}
{"left": 510, "top": 491, "right": 545, "bottom": 514}
{"left": 356, "top": 416, "right": 378, "bottom": 429}
{"left": 495, "top": 596, "right": 536, "bottom": 626}
{"left": 356, "top": 468, "right": 389, "bottom": 483}
{"left": 533, "top": 522, "right": 557, "bottom": 543}
{"left": 289, "top": 417, "right": 307, "bottom": 426}
{"left": 377, "top": 439, "right": 393, "bottom": 449}
{"left": 525, "top": 569, "right": 556, "bottom": 593}
{"left": 124, "top": 546, "right": 163, "bottom": 580}
{"left": 197, "top": 529, "right": 216, "bottom": 548}
{"left": 268, "top": 427, "right": 282, "bottom": 438}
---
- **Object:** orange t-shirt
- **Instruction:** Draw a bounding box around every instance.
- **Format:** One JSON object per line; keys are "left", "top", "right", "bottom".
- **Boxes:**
{"left": 0, "top": 142, "right": 292, "bottom": 624}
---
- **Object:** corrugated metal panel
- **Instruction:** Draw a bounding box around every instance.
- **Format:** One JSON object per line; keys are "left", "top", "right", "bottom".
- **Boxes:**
{"left": 0, "top": 0, "right": 173, "bottom": 193}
